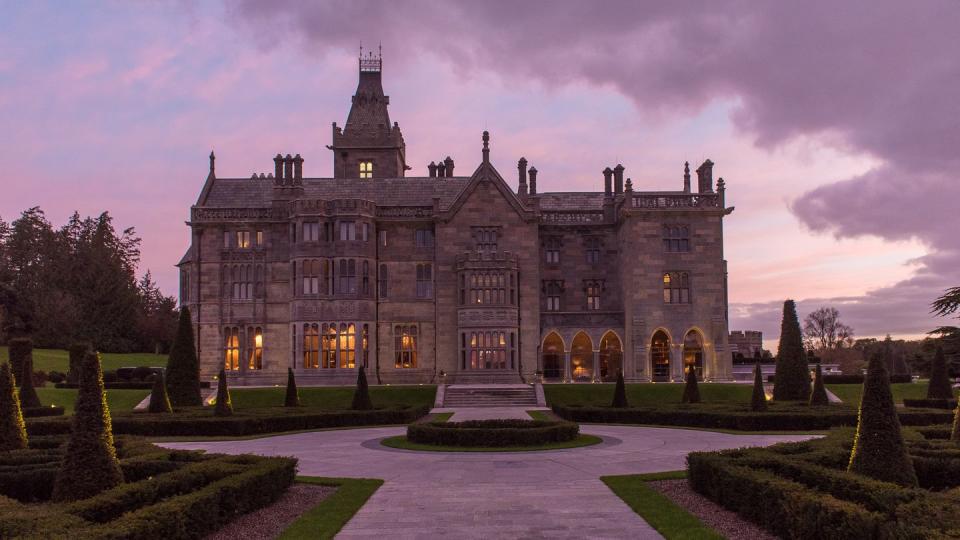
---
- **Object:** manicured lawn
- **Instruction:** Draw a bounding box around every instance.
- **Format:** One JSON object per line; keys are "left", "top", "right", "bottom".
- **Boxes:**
{"left": 602, "top": 471, "right": 723, "bottom": 540}
{"left": 231, "top": 385, "right": 436, "bottom": 410}
{"left": 826, "top": 382, "right": 956, "bottom": 405}
{"left": 429, "top": 411, "right": 454, "bottom": 423}
{"left": 526, "top": 410, "right": 554, "bottom": 421}
{"left": 34, "top": 388, "right": 150, "bottom": 415}
{"left": 545, "top": 383, "right": 752, "bottom": 407}
{"left": 381, "top": 434, "right": 603, "bottom": 452}
{"left": 0, "top": 346, "right": 165, "bottom": 373}
{"left": 280, "top": 477, "right": 383, "bottom": 540}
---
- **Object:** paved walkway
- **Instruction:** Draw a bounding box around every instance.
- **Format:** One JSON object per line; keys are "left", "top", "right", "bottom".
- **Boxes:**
{"left": 430, "top": 406, "right": 549, "bottom": 421}
{"left": 163, "top": 425, "right": 814, "bottom": 539}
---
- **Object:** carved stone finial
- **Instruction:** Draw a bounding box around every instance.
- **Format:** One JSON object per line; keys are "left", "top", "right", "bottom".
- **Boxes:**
{"left": 209, "top": 151, "right": 215, "bottom": 174}
{"left": 482, "top": 131, "right": 490, "bottom": 163}
{"left": 626, "top": 178, "right": 633, "bottom": 192}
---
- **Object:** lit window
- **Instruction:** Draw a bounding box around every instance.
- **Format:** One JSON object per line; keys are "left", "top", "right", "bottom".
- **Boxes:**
{"left": 237, "top": 231, "right": 251, "bottom": 249}
{"left": 224, "top": 327, "right": 240, "bottom": 370}
{"left": 255, "top": 230, "right": 264, "bottom": 247}
{"left": 359, "top": 161, "right": 373, "bottom": 178}
{"left": 339, "top": 323, "right": 356, "bottom": 368}
{"left": 248, "top": 327, "right": 263, "bottom": 370}
{"left": 395, "top": 325, "right": 418, "bottom": 368}
{"left": 303, "top": 323, "right": 319, "bottom": 368}
{"left": 663, "top": 272, "right": 691, "bottom": 304}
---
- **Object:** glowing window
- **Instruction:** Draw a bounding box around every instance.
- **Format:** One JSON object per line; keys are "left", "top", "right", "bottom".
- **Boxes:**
{"left": 359, "top": 161, "right": 373, "bottom": 178}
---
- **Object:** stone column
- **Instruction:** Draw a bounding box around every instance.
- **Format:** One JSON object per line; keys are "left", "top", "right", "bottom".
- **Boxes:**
{"left": 592, "top": 350, "right": 601, "bottom": 382}
{"left": 671, "top": 344, "right": 684, "bottom": 382}
{"left": 564, "top": 350, "right": 572, "bottom": 383}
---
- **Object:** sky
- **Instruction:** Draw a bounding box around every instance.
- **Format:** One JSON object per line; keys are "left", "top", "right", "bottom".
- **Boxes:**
{"left": 1, "top": 1, "right": 957, "bottom": 349}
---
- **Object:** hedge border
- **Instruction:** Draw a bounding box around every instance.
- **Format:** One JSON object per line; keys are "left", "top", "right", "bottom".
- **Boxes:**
{"left": 903, "top": 398, "right": 957, "bottom": 410}
{"left": 407, "top": 419, "right": 580, "bottom": 447}
{"left": 22, "top": 406, "right": 66, "bottom": 418}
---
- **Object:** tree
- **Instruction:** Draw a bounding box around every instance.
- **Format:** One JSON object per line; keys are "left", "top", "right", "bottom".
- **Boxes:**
{"left": 7, "top": 338, "right": 31, "bottom": 385}
{"left": 67, "top": 342, "right": 90, "bottom": 384}
{"left": 147, "top": 371, "right": 172, "bottom": 413}
{"left": 809, "top": 364, "right": 829, "bottom": 406}
{"left": 803, "top": 306, "right": 854, "bottom": 350}
{"left": 284, "top": 368, "right": 301, "bottom": 407}
{"left": 17, "top": 350, "right": 42, "bottom": 410}
{"left": 351, "top": 367, "right": 373, "bottom": 410}
{"left": 0, "top": 363, "right": 28, "bottom": 451}
{"left": 884, "top": 335, "right": 911, "bottom": 376}
{"left": 611, "top": 369, "right": 628, "bottom": 408}
{"left": 773, "top": 300, "right": 811, "bottom": 401}
{"left": 213, "top": 369, "right": 232, "bottom": 417}
{"left": 52, "top": 351, "right": 123, "bottom": 501}
{"left": 165, "top": 307, "right": 201, "bottom": 407}
{"left": 681, "top": 367, "right": 701, "bottom": 403}
{"left": 927, "top": 346, "right": 954, "bottom": 400}
{"left": 750, "top": 361, "right": 767, "bottom": 412}
{"left": 847, "top": 347, "right": 917, "bottom": 487}
{"left": 952, "top": 401, "right": 960, "bottom": 442}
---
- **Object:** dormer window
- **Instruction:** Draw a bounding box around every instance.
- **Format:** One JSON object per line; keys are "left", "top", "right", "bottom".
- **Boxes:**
{"left": 359, "top": 161, "right": 373, "bottom": 178}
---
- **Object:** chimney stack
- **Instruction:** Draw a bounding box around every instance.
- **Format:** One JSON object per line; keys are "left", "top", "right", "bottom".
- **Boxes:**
{"left": 613, "top": 164, "right": 625, "bottom": 194}
{"left": 437, "top": 161, "right": 446, "bottom": 177}
{"left": 274, "top": 154, "right": 283, "bottom": 180}
{"left": 683, "top": 161, "right": 691, "bottom": 193}
{"left": 293, "top": 154, "right": 304, "bottom": 180}
{"left": 528, "top": 166, "right": 538, "bottom": 195}
{"left": 283, "top": 154, "right": 293, "bottom": 180}
{"left": 603, "top": 167, "right": 613, "bottom": 196}
{"left": 428, "top": 161, "right": 437, "bottom": 178}
{"left": 518, "top": 157, "right": 528, "bottom": 195}
{"left": 443, "top": 156, "right": 454, "bottom": 177}
{"left": 696, "top": 159, "right": 714, "bottom": 193}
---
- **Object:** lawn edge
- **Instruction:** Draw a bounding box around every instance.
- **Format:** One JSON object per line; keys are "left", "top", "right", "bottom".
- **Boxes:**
{"left": 279, "top": 476, "right": 384, "bottom": 540}
{"left": 601, "top": 472, "right": 724, "bottom": 540}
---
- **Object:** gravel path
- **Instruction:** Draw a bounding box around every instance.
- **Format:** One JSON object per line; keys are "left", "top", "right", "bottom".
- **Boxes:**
{"left": 648, "top": 479, "right": 777, "bottom": 540}
{"left": 205, "top": 484, "right": 336, "bottom": 540}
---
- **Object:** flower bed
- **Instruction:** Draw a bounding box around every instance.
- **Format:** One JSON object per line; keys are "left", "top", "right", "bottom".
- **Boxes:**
{"left": 406, "top": 419, "right": 580, "bottom": 447}
{"left": 686, "top": 427, "right": 960, "bottom": 538}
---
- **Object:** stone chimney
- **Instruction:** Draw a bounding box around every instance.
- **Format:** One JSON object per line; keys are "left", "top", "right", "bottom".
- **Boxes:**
{"left": 293, "top": 154, "right": 304, "bottom": 180}
{"left": 613, "top": 164, "right": 624, "bottom": 194}
{"left": 518, "top": 157, "right": 528, "bottom": 195}
{"left": 283, "top": 154, "right": 293, "bottom": 180}
{"left": 437, "top": 161, "right": 446, "bottom": 178}
{"left": 528, "top": 166, "right": 538, "bottom": 195}
{"left": 428, "top": 161, "right": 438, "bottom": 178}
{"left": 443, "top": 156, "right": 454, "bottom": 177}
{"left": 274, "top": 154, "right": 283, "bottom": 180}
{"left": 603, "top": 167, "right": 613, "bottom": 196}
{"left": 696, "top": 159, "right": 714, "bottom": 193}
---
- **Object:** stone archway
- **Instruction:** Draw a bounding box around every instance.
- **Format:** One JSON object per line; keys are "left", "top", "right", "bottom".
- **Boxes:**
{"left": 651, "top": 330, "right": 671, "bottom": 382}
{"left": 570, "top": 332, "right": 594, "bottom": 382}
{"left": 598, "top": 331, "right": 623, "bottom": 382}
{"left": 683, "top": 330, "right": 705, "bottom": 380}
{"left": 541, "top": 332, "right": 564, "bottom": 381}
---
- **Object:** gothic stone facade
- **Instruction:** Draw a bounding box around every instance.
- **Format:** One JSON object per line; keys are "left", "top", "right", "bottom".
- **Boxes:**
{"left": 178, "top": 55, "right": 735, "bottom": 386}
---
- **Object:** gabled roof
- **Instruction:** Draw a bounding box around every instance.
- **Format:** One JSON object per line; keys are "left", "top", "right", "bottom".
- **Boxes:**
{"left": 438, "top": 158, "right": 536, "bottom": 221}
{"left": 344, "top": 70, "right": 391, "bottom": 133}
{"left": 176, "top": 245, "right": 193, "bottom": 266}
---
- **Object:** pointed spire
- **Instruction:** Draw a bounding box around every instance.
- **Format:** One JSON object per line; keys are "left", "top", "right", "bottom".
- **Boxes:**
{"left": 482, "top": 131, "right": 490, "bottom": 163}
{"left": 683, "top": 161, "right": 691, "bottom": 192}
{"left": 207, "top": 150, "right": 215, "bottom": 179}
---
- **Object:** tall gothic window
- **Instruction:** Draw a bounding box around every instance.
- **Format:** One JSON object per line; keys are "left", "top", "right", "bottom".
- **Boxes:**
{"left": 303, "top": 259, "right": 321, "bottom": 295}
{"left": 361, "top": 261, "right": 370, "bottom": 296}
{"left": 303, "top": 323, "right": 319, "bottom": 368}
{"left": 544, "top": 280, "right": 563, "bottom": 311}
{"left": 585, "top": 280, "right": 603, "bottom": 310}
{"left": 303, "top": 222, "right": 320, "bottom": 242}
{"left": 322, "top": 323, "right": 337, "bottom": 368}
{"left": 362, "top": 324, "right": 370, "bottom": 368}
{"left": 663, "top": 225, "right": 690, "bottom": 252}
{"left": 247, "top": 327, "right": 263, "bottom": 370}
{"left": 359, "top": 161, "right": 373, "bottom": 178}
{"left": 415, "top": 229, "right": 434, "bottom": 248}
{"left": 339, "top": 323, "right": 356, "bottom": 368}
{"left": 663, "top": 272, "right": 690, "bottom": 304}
{"left": 339, "top": 221, "right": 356, "bottom": 241}
{"left": 472, "top": 227, "right": 499, "bottom": 252}
{"left": 544, "top": 236, "right": 561, "bottom": 264}
{"left": 468, "top": 272, "right": 506, "bottom": 305}
{"left": 468, "top": 331, "right": 507, "bottom": 370}
{"left": 395, "top": 325, "right": 418, "bottom": 368}
{"left": 378, "top": 264, "right": 388, "bottom": 297}
{"left": 236, "top": 231, "right": 251, "bottom": 249}
{"left": 255, "top": 230, "right": 264, "bottom": 247}
{"left": 224, "top": 327, "right": 240, "bottom": 370}
{"left": 585, "top": 237, "right": 601, "bottom": 264}
{"left": 338, "top": 259, "right": 357, "bottom": 294}
{"left": 416, "top": 264, "right": 433, "bottom": 298}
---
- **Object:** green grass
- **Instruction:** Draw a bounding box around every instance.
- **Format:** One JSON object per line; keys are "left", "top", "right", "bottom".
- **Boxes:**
{"left": 34, "top": 388, "right": 150, "bottom": 415}
{"left": 602, "top": 472, "right": 723, "bottom": 540}
{"left": 280, "top": 476, "right": 383, "bottom": 540}
{"left": 826, "top": 382, "right": 956, "bottom": 405}
{"left": 0, "top": 346, "right": 165, "bottom": 373}
{"left": 429, "top": 412, "right": 454, "bottom": 423}
{"left": 545, "top": 383, "right": 752, "bottom": 407}
{"left": 526, "top": 410, "right": 555, "bottom": 421}
{"left": 230, "top": 385, "right": 436, "bottom": 410}
{"left": 380, "top": 434, "right": 603, "bottom": 452}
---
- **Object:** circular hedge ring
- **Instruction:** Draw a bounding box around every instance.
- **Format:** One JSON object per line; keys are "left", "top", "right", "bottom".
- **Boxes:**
{"left": 406, "top": 419, "right": 579, "bottom": 447}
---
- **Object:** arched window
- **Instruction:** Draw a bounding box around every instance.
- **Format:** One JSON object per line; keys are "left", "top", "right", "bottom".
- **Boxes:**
{"left": 339, "top": 323, "right": 356, "bottom": 368}
{"left": 359, "top": 161, "right": 373, "bottom": 178}
{"left": 683, "top": 331, "right": 704, "bottom": 379}
{"left": 570, "top": 332, "right": 593, "bottom": 382}
{"left": 247, "top": 326, "right": 263, "bottom": 370}
{"left": 303, "top": 323, "right": 319, "bottom": 368}
{"left": 224, "top": 327, "right": 240, "bottom": 370}
{"left": 663, "top": 272, "right": 690, "bottom": 304}
{"left": 599, "top": 332, "right": 623, "bottom": 382}
{"left": 651, "top": 330, "right": 671, "bottom": 381}
{"left": 541, "top": 333, "right": 564, "bottom": 380}
{"left": 322, "top": 323, "right": 338, "bottom": 368}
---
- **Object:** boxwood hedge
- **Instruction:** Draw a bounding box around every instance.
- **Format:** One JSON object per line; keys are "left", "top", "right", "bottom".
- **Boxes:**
{"left": 407, "top": 419, "right": 579, "bottom": 447}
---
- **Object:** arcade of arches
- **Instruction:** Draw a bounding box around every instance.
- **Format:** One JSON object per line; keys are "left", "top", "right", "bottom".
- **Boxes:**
{"left": 541, "top": 328, "right": 707, "bottom": 382}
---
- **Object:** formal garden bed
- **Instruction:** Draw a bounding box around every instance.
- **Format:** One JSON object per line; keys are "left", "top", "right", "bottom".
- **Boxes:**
{"left": 380, "top": 418, "right": 601, "bottom": 452}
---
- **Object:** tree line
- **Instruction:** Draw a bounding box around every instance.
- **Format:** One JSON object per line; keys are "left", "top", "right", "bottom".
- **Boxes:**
{"left": 0, "top": 207, "right": 178, "bottom": 353}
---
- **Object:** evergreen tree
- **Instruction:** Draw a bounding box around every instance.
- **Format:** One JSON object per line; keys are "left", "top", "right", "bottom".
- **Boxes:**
{"left": 165, "top": 308, "right": 201, "bottom": 407}
{"left": 213, "top": 369, "right": 232, "bottom": 417}
{"left": 750, "top": 361, "right": 768, "bottom": 412}
{"left": 681, "top": 367, "right": 701, "bottom": 403}
{"left": 284, "top": 368, "right": 301, "bottom": 407}
{"left": 611, "top": 369, "right": 628, "bottom": 408}
{"left": 809, "top": 364, "right": 829, "bottom": 406}
{"left": 52, "top": 351, "right": 123, "bottom": 501}
{"left": 17, "top": 351, "right": 42, "bottom": 409}
{"left": 848, "top": 349, "right": 918, "bottom": 487}
{"left": 67, "top": 342, "right": 90, "bottom": 384}
{"left": 7, "top": 338, "right": 31, "bottom": 385}
{"left": 0, "top": 363, "right": 28, "bottom": 451}
{"left": 773, "top": 300, "right": 811, "bottom": 401}
{"left": 147, "top": 371, "right": 172, "bottom": 413}
{"left": 927, "top": 346, "right": 954, "bottom": 400}
{"left": 351, "top": 367, "right": 373, "bottom": 410}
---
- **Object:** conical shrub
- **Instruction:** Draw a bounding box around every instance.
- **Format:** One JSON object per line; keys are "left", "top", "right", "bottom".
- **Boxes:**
{"left": 166, "top": 308, "right": 202, "bottom": 407}
{"left": 284, "top": 368, "right": 300, "bottom": 407}
{"left": 52, "top": 351, "right": 123, "bottom": 501}
{"left": 0, "top": 363, "right": 28, "bottom": 451}
{"left": 848, "top": 350, "right": 917, "bottom": 487}
{"left": 681, "top": 367, "right": 701, "bottom": 404}
{"left": 809, "top": 364, "right": 830, "bottom": 406}
{"left": 67, "top": 342, "right": 90, "bottom": 384}
{"left": 750, "top": 361, "right": 768, "bottom": 412}
{"left": 611, "top": 369, "right": 628, "bottom": 408}
{"left": 213, "top": 369, "right": 232, "bottom": 417}
{"left": 351, "top": 367, "right": 373, "bottom": 410}
{"left": 952, "top": 401, "right": 960, "bottom": 442}
{"left": 7, "top": 338, "right": 31, "bottom": 385}
{"left": 18, "top": 352, "right": 42, "bottom": 409}
{"left": 928, "top": 346, "right": 954, "bottom": 400}
{"left": 147, "top": 371, "right": 172, "bottom": 413}
{"left": 773, "top": 300, "right": 811, "bottom": 401}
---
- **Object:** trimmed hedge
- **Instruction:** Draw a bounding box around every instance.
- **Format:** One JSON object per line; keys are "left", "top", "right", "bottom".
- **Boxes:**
{"left": 22, "top": 406, "right": 65, "bottom": 418}
{"left": 552, "top": 404, "right": 954, "bottom": 431}
{"left": 903, "top": 398, "right": 957, "bottom": 410}
{"left": 27, "top": 405, "right": 431, "bottom": 437}
{"left": 56, "top": 381, "right": 211, "bottom": 390}
{"left": 769, "top": 374, "right": 915, "bottom": 384}
{"left": 407, "top": 419, "right": 579, "bottom": 447}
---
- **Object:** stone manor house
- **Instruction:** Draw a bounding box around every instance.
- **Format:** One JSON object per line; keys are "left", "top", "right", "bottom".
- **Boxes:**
{"left": 178, "top": 53, "right": 735, "bottom": 386}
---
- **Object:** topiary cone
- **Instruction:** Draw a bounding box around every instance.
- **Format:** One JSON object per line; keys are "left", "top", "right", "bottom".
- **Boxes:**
{"left": 284, "top": 368, "right": 301, "bottom": 407}
{"left": 809, "top": 364, "right": 830, "bottom": 406}
{"left": 927, "top": 346, "right": 954, "bottom": 400}
{"left": 848, "top": 350, "right": 918, "bottom": 487}
{"left": 352, "top": 367, "right": 373, "bottom": 411}
{"left": 213, "top": 369, "right": 233, "bottom": 417}
{"left": 147, "top": 371, "right": 172, "bottom": 413}
{"left": 17, "top": 351, "right": 42, "bottom": 409}
{"left": 681, "top": 367, "right": 701, "bottom": 404}
{"left": 52, "top": 351, "right": 123, "bottom": 501}
{"left": 0, "top": 363, "right": 28, "bottom": 451}
{"left": 611, "top": 369, "right": 628, "bottom": 408}
{"left": 166, "top": 307, "right": 202, "bottom": 407}
{"left": 773, "top": 300, "right": 811, "bottom": 401}
{"left": 750, "top": 361, "right": 768, "bottom": 412}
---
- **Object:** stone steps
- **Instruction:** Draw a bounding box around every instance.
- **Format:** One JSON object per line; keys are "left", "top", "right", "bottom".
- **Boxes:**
{"left": 442, "top": 385, "right": 539, "bottom": 407}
